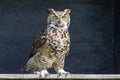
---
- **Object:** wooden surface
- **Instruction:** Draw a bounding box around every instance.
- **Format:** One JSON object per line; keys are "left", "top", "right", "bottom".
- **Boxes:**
{"left": 0, "top": 74, "right": 120, "bottom": 79}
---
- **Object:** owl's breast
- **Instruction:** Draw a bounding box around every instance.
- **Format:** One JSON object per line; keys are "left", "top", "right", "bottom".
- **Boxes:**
{"left": 46, "top": 27, "right": 70, "bottom": 51}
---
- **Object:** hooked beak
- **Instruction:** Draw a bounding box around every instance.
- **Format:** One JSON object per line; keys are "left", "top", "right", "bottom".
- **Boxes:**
{"left": 56, "top": 23, "right": 64, "bottom": 27}
{"left": 56, "top": 20, "right": 64, "bottom": 27}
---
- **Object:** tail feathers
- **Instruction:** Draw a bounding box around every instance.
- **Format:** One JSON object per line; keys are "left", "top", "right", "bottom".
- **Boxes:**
{"left": 21, "top": 67, "right": 25, "bottom": 71}
{"left": 21, "top": 66, "right": 25, "bottom": 71}
{"left": 21, "top": 62, "right": 27, "bottom": 71}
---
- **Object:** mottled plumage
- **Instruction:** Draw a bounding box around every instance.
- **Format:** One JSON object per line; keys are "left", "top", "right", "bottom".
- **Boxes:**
{"left": 22, "top": 8, "right": 71, "bottom": 77}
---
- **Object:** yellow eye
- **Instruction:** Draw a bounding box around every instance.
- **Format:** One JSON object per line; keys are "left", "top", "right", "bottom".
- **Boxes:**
{"left": 52, "top": 15, "right": 58, "bottom": 19}
{"left": 62, "top": 15, "right": 67, "bottom": 20}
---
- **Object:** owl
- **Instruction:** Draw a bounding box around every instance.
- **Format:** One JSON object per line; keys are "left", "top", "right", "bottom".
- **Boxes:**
{"left": 22, "top": 8, "right": 71, "bottom": 78}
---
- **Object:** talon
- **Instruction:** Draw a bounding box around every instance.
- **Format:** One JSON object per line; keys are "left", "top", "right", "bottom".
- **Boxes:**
{"left": 34, "top": 71, "right": 41, "bottom": 74}
{"left": 35, "top": 70, "right": 50, "bottom": 78}
{"left": 57, "top": 73, "right": 62, "bottom": 78}
{"left": 65, "top": 72, "right": 70, "bottom": 78}
{"left": 45, "top": 72, "right": 50, "bottom": 78}
{"left": 57, "top": 69, "right": 70, "bottom": 78}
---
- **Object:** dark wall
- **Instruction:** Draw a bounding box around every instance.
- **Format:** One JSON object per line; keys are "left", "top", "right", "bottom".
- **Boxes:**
{"left": 115, "top": 0, "right": 120, "bottom": 74}
{"left": 0, "top": 0, "right": 114, "bottom": 74}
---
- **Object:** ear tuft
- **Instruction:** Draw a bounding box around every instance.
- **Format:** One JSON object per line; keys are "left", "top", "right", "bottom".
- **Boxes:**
{"left": 64, "top": 9, "right": 71, "bottom": 14}
{"left": 47, "top": 8, "right": 55, "bottom": 13}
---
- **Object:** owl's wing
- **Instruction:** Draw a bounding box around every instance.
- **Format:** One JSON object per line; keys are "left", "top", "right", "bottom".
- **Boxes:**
{"left": 29, "top": 29, "right": 47, "bottom": 58}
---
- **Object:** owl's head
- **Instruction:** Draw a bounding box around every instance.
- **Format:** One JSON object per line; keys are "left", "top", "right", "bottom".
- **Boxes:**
{"left": 47, "top": 8, "right": 71, "bottom": 30}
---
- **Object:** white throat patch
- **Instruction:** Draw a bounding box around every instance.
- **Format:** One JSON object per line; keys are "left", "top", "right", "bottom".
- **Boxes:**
{"left": 49, "top": 23, "right": 68, "bottom": 31}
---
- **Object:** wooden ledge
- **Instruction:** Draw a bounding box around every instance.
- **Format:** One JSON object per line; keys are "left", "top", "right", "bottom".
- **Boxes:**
{"left": 0, "top": 74, "right": 120, "bottom": 79}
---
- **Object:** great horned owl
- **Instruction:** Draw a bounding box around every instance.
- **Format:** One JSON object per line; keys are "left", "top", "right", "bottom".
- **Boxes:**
{"left": 22, "top": 8, "right": 71, "bottom": 78}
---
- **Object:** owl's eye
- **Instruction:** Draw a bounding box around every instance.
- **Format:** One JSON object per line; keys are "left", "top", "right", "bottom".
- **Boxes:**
{"left": 62, "top": 15, "right": 67, "bottom": 20}
{"left": 52, "top": 15, "right": 58, "bottom": 20}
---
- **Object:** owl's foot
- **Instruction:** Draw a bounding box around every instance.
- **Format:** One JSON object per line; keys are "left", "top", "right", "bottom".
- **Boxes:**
{"left": 34, "top": 70, "right": 50, "bottom": 78}
{"left": 40, "top": 70, "right": 50, "bottom": 78}
{"left": 57, "top": 69, "right": 70, "bottom": 78}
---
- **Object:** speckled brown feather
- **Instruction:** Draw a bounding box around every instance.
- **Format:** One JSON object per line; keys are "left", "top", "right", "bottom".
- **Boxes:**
{"left": 22, "top": 8, "right": 71, "bottom": 74}
{"left": 29, "top": 30, "right": 47, "bottom": 58}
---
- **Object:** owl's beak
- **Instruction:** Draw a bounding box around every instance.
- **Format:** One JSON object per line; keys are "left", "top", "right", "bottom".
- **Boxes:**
{"left": 56, "top": 19, "right": 64, "bottom": 27}
{"left": 56, "top": 23, "right": 64, "bottom": 27}
{"left": 58, "top": 20, "right": 61, "bottom": 24}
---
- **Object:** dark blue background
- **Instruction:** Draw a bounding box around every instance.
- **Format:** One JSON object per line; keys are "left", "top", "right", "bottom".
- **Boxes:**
{"left": 0, "top": 0, "right": 115, "bottom": 74}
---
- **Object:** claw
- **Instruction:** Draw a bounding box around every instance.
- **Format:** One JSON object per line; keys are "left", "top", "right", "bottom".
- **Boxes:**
{"left": 40, "top": 70, "right": 50, "bottom": 78}
{"left": 65, "top": 72, "right": 70, "bottom": 78}
{"left": 44, "top": 72, "right": 50, "bottom": 78}
{"left": 34, "top": 70, "right": 50, "bottom": 78}
{"left": 34, "top": 71, "right": 41, "bottom": 74}
{"left": 57, "top": 73, "right": 61, "bottom": 78}
{"left": 57, "top": 69, "right": 70, "bottom": 78}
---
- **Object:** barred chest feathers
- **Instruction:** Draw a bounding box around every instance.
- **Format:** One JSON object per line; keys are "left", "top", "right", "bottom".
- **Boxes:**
{"left": 23, "top": 8, "right": 71, "bottom": 78}
{"left": 46, "top": 26, "right": 70, "bottom": 56}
